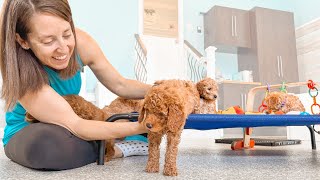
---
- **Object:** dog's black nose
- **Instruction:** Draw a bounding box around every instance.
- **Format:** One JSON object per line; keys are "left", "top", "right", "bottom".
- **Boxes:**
{"left": 146, "top": 123, "right": 153, "bottom": 129}
{"left": 214, "top": 95, "right": 217, "bottom": 99}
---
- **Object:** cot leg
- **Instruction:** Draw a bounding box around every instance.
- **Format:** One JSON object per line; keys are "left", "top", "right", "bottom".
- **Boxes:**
{"left": 243, "top": 128, "right": 253, "bottom": 148}
{"left": 96, "top": 113, "right": 139, "bottom": 165}
{"left": 97, "top": 140, "right": 106, "bottom": 165}
{"left": 307, "top": 126, "right": 316, "bottom": 150}
{"left": 231, "top": 127, "right": 255, "bottom": 150}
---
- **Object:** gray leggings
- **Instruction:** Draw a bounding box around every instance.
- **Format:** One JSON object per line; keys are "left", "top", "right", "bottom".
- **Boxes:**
{"left": 4, "top": 123, "right": 98, "bottom": 170}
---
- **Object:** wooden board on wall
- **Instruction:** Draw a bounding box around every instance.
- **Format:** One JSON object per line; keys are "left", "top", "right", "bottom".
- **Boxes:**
{"left": 143, "top": 0, "right": 178, "bottom": 38}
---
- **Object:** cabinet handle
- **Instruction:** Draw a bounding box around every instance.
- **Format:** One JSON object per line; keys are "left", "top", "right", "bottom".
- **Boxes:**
{"left": 280, "top": 56, "right": 284, "bottom": 78}
{"left": 234, "top": 15, "right": 237, "bottom": 37}
{"left": 277, "top": 56, "right": 281, "bottom": 77}
{"left": 231, "top": 16, "right": 234, "bottom": 37}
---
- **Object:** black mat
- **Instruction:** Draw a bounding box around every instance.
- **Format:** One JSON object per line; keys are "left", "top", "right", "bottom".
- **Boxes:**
{"left": 215, "top": 138, "right": 301, "bottom": 146}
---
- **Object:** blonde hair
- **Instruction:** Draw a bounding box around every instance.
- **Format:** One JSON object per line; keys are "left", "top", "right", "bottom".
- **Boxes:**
{"left": 0, "top": 0, "right": 79, "bottom": 110}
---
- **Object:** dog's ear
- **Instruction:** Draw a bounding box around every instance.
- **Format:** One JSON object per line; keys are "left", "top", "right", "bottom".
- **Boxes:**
{"left": 167, "top": 104, "right": 186, "bottom": 133}
{"left": 196, "top": 80, "right": 204, "bottom": 94}
{"left": 138, "top": 106, "right": 146, "bottom": 123}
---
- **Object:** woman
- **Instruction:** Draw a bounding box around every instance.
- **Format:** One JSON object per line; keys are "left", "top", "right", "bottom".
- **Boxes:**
{"left": 0, "top": 0, "right": 150, "bottom": 170}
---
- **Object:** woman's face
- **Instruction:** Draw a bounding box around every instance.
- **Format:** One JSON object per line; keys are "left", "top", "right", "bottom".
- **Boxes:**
{"left": 25, "top": 13, "right": 75, "bottom": 70}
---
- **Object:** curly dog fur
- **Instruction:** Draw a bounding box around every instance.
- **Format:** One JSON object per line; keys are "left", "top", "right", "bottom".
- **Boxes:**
{"left": 195, "top": 77, "right": 218, "bottom": 114}
{"left": 101, "top": 78, "right": 218, "bottom": 118}
{"left": 264, "top": 91, "right": 305, "bottom": 114}
{"left": 102, "top": 97, "right": 143, "bottom": 118}
{"left": 25, "top": 95, "right": 115, "bottom": 162}
{"left": 138, "top": 79, "right": 200, "bottom": 176}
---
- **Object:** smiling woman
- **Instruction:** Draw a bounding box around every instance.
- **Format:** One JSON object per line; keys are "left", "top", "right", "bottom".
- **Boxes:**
{"left": 16, "top": 13, "right": 76, "bottom": 71}
{"left": 0, "top": 0, "right": 151, "bottom": 170}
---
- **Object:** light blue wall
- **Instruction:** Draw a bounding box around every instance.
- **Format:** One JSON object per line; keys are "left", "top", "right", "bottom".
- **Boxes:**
{"left": 183, "top": 0, "right": 320, "bottom": 80}
{"left": 68, "top": 0, "right": 139, "bottom": 92}
{"left": 286, "top": 0, "right": 320, "bottom": 27}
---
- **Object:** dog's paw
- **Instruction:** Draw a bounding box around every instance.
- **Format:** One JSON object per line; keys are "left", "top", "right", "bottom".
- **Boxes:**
{"left": 163, "top": 165, "right": 178, "bottom": 176}
{"left": 104, "top": 153, "right": 113, "bottom": 162}
{"left": 104, "top": 147, "right": 115, "bottom": 162}
{"left": 104, "top": 141, "right": 115, "bottom": 162}
{"left": 145, "top": 163, "right": 159, "bottom": 173}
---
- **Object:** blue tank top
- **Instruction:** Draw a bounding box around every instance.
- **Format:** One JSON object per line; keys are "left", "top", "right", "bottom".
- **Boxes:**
{"left": 2, "top": 56, "right": 84, "bottom": 146}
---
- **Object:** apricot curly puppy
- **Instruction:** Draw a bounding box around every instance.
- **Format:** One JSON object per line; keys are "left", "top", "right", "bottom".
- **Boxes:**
{"left": 102, "top": 97, "right": 143, "bottom": 119}
{"left": 25, "top": 95, "right": 115, "bottom": 162}
{"left": 265, "top": 91, "right": 305, "bottom": 114}
{"left": 139, "top": 79, "right": 200, "bottom": 176}
{"left": 195, "top": 77, "right": 218, "bottom": 114}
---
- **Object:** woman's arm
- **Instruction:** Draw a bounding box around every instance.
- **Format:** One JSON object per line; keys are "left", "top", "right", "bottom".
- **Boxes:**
{"left": 19, "top": 85, "right": 147, "bottom": 140}
{"left": 75, "top": 28, "right": 151, "bottom": 99}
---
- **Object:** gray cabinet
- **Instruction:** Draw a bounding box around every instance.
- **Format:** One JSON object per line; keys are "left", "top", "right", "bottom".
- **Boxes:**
{"left": 204, "top": 6, "right": 251, "bottom": 53}
{"left": 218, "top": 82, "right": 262, "bottom": 112}
{"left": 238, "top": 7, "right": 299, "bottom": 92}
{"left": 219, "top": 82, "right": 287, "bottom": 137}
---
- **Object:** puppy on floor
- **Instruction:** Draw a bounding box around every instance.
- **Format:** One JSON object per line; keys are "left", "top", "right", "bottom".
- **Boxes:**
{"left": 139, "top": 79, "right": 200, "bottom": 176}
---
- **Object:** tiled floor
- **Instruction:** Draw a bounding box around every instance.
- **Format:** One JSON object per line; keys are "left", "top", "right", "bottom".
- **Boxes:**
{"left": 1, "top": 130, "right": 320, "bottom": 180}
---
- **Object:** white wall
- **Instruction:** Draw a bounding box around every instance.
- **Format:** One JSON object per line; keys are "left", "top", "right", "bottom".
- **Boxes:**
{"left": 142, "top": 35, "right": 186, "bottom": 83}
{"left": 68, "top": 0, "right": 139, "bottom": 93}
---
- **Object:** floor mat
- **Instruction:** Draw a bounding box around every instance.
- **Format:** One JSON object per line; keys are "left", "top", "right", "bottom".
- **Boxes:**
{"left": 215, "top": 138, "right": 301, "bottom": 146}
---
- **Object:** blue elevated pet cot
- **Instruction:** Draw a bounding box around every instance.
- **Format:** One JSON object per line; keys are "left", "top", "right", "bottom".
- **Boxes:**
{"left": 97, "top": 113, "right": 320, "bottom": 165}
{"left": 97, "top": 81, "right": 320, "bottom": 165}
